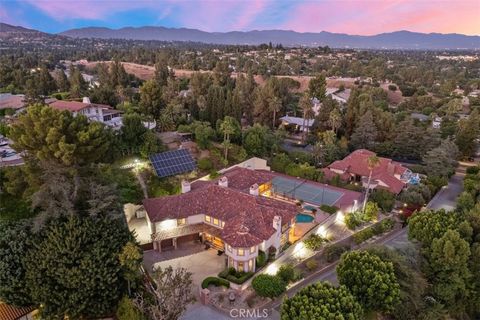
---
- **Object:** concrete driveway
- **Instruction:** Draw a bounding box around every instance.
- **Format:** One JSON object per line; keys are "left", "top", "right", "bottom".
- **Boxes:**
{"left": 152, "top": 249, "right": 227, "bottom": 288}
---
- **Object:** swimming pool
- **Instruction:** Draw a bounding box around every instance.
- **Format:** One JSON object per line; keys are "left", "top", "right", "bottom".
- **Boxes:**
{"left": 296, "top": 213, "right": 315, "bottom": 223}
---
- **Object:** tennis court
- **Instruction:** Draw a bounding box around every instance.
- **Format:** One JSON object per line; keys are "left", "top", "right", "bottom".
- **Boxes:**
{"left": 271, "top": 176, "right": 343, "bottom": 206}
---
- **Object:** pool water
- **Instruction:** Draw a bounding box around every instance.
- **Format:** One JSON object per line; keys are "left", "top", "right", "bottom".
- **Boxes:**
{"left": 296, "top": 213, "right": 315, "bottom": 223}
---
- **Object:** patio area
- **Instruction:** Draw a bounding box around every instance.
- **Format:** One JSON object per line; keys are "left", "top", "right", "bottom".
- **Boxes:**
{"left": 150, "top": 248, "right": 227, "bottom": 289}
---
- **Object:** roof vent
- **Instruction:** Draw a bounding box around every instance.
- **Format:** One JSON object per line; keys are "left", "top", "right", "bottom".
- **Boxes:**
{"left": 249, "top": 183, "right": 259, "bottom": 196}
{"left": 218, "top": 176, "right": 228, "bottom": 188}
{"left": 181, "top": 180, "right": 191, "bottom": 193}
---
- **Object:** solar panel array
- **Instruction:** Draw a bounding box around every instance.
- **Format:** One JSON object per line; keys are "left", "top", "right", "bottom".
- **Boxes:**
{"left": 149, "top": 149, "right": 196, "bottom": 178}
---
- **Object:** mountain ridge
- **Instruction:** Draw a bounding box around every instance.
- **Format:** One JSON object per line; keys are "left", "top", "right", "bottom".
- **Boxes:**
{"left": 1, "top": 23, "right": 478, "bottom": 49}
{"left": 58, "top": 26, "right": 480, "bottom": 49}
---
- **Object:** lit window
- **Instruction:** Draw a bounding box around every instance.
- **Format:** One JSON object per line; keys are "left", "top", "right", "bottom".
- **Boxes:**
{"left": 250, "top": 246, "right": 255, "bottom": 254}
{"left": 213, "top": 218, "right": 219, "bottom": 225}
{"left": 177, "top": 218, "right": 186, "bottom": 226}
{"left": 237, "top": 248, "right": 244, "bottom": 256}
{"left": 248, "top": 259, "right": 253, "bottom": 270}
{"left": 205, "top": 215, "right": 211, "bottom": 222}
{"left": 221, "top": 221, "right": 225, "bottom": 228}
{"left": 227, "top": 244, "right": 232, "bottom": 252}
{"left": 238, "top": 261, "right": 244, "bottom": 272}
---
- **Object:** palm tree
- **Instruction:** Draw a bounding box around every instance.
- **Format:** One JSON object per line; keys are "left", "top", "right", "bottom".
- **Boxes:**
{"left": 299, "top": 94, "right": 313, "bottom": 144}
{"left": 329, "top": 108, "right": 342, "bottom": 134}
{"left": 269, "top": 96, "right": 282, "bottom": 129}
{"left": 220, "top": 116, "right": 236, "bottom": 161}
{"left": 362, "top": 155, "right": 380, "bottom": 212}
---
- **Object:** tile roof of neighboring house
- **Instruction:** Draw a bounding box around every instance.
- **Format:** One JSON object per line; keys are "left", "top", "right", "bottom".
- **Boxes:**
{"left": 0, "top": 94, "right": 25, "bottom": 110}
{"left": 0, "top": 302, "right": 35, "bottom": 320}
{"left": 49, "top": 100, "right": 112, "bottom": 112}
{"left": 326, "top": 149, "right": 407, "bottom": 194}
{"left": 279, "top": 116, "right": 315, "bottom": 127}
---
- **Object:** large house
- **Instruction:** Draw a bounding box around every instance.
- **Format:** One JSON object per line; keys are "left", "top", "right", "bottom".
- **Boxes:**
{"left": 322, "top": 149, "right": 412, "bottom": 194}
{"left": 142, "top": 164, "right": 361, "bottom": 272}
{"left": 49, "top": 97, "right": 123, "bottom": 128}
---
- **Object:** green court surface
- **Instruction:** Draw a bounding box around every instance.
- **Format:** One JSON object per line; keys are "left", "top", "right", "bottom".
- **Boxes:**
{"left": 271, "top": 176, "right": 343, "bottom": 206}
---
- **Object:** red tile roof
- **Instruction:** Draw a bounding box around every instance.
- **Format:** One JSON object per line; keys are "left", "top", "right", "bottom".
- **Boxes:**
{"left": 144, "top": 166, "right": 364, "bottom": 247}
{"left": 326, "top": 149, "right": 407, "bottom": 194}
{"left": 0, "top": 303, "right": 35, "bottom": 320}
{"left": 143, "top": 182, "right": 297, "bottom": 248}
{"left": 49, "top": 100, "right": 112, "bottom": 112}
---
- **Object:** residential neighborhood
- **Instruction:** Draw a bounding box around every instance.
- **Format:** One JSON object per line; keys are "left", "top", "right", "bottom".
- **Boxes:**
{"left": 1, "top": 2, "right": 480, "bottom": 320}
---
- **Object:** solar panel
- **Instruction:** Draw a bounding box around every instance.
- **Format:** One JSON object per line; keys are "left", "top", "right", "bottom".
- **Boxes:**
{"left": 149, "top": 149, "right": 196, "bottom": 178}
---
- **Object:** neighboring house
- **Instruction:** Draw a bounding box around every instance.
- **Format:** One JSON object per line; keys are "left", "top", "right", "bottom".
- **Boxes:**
{"left": 279, "top": 116, "right": 315, "bottom": 132}
{"left": 410, "top": 112, "right": 430, "bottom": 122}
{"left": 432, "top": 117, "right": 442, "bottom": 129}
{"left": 0, "top": 302, "right": 36, "bottom": 320}
{"left": 49, "top": 97, "right": 123, "bottom": 129}
{"left": 323, "top": 149, "right": 412, "bottom": 194}
{"left": 0, "top": 93, "right": 26, "bottom": 113}
{"left": 142, "top": 164, "right": 361, "bottom": 272}
{"left": 330, "top": 88, "right": 351, "bottom": 104}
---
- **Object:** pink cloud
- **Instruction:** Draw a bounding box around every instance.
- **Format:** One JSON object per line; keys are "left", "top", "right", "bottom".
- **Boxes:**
{"left": 282, "top": 0, "right": 480, "bottom": 35}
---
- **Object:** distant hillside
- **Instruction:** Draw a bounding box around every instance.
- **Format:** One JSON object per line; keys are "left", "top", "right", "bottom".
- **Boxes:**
{"left": 59, "top": 26, "right": 480, "bottom": 50}
{"left": 0, "top": 22, "right": 54, "bottom": 40}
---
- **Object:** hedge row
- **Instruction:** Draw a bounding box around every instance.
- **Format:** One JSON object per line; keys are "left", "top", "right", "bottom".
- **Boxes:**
{"left": 201, "top": 277, "right": 230, "bottom": 289}
{"left": 218, "top": 267, "right": 254, "bottom": 284}
{"left": 319, "top": 204, "right": 339, "bottom": 215}
{"left": 353, "top": 218, "right": 396, "bottom": 244}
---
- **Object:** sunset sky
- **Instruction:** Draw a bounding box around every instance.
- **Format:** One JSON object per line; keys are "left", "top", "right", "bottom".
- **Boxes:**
{"left": 1, "top": 0, "right": 479, "bottom": 35}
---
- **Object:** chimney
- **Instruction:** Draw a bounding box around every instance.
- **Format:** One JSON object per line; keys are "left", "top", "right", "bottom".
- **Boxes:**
{"left": 218, "top": 176, "right": 228, "bottom": 188}
{"left": 273, "top": 216, "right": 281, "bottom": 232}
{"left": 82, "top": 97, "right": 91, "bottom": 104}
{"left": 249, "top": 183, "right": 259, "bottom": 196}
{"left": 181, "top": 180, "right": 191, "bottom": 193}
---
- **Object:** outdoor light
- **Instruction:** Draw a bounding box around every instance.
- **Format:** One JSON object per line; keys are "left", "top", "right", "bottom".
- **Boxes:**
{"left": 266, "top": 263, "right": 278, "bottom": 275}
{"left": 335, "top": 211, "right": 345, "bottom": 224}
{"left": 293, "top": 241, "right": 308, "bottom": 259}
{"left": 316, "top": 225, "right": 327, "bottom": 238}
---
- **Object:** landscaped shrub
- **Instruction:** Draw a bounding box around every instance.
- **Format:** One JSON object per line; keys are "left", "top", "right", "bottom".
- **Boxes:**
{"left": 252, "top": 274, "right": 286, "bottom": 298}
{"left": 277, "top": 264, "right": 295, "bottom": 283}
{"left": 353, "top": 218, "right": 395, "bottom": 244}
{"left": 256, "top": 250, "right": 267, "bottom": 268}
{"left": 345, "top": 212, "right": 362, "bottom": 230}
{"left": 218, "top": 267, "right": 254, "bottom": 284}
{"left": 353, "top": 228, "right": 375, "bottom": 244}
{"left": 319, "top": 204, "right": 339, "bottom": 215}
{"left": 388, "top": 84, "right": 397, "bottom": 91}
{"left": 324, "top": 244, "right": 351, "bottom": 263}
{"left": 369, "top": 189, "right": 395, "bottom": 212}
{"left": 116, "top": 296, "right": 146, "bottom": 320}
{"left": 466, "top": 166, "right": 480, "bottom": 175}
{"left": 209, "top": 169, "right": 220, "bottom": 179}
{"left": 197, "top": 158, "right": 213, "bottom": 171}
{"left": 306, "top": 259, "right": 318, "bottom": 271}
{"left": 201, "top": 277, "right": 230, "bottom": 289}
{"left": 303, "top": 234, "right": 327, "bottom": 251}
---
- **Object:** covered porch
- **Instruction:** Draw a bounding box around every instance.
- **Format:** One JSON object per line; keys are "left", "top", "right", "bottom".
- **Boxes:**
{"left": 152, "top": 223, "right": 223, "bottom": 253}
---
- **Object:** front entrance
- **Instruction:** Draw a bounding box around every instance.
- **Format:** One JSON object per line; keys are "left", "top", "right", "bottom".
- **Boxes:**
{"left": 203, "top": 233, "right": 224, "bottom": 251}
